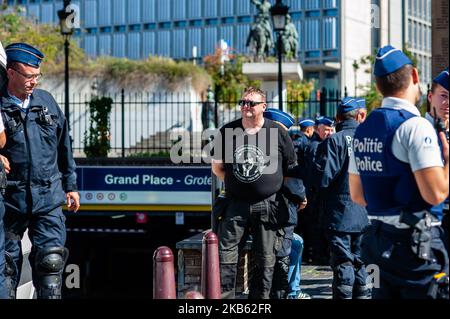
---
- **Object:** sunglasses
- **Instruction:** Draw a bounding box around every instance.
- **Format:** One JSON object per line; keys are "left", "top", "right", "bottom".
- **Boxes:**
{"left": 238, "top": 100, "right": 265, "bottom": 107}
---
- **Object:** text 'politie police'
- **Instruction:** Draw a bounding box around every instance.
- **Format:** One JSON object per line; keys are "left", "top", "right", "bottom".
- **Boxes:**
{"left": 353, "top": 137, "right": 384, "bottom": 172}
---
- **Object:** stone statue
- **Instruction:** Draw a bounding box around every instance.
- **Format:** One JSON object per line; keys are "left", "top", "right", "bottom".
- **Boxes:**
{"left": 281, "top": 14, "right": 299, "bottom": 61}
{"left": 247, "top": 0, "right": 274, "bottom": 61}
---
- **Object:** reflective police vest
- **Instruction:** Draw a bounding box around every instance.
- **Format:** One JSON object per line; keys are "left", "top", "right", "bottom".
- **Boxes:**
{"left": 353, "top": 108, "right": 432, "bottom": 216}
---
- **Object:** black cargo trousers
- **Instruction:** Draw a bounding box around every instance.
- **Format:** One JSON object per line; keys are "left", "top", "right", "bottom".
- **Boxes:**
{"left": 217, "top": 192, "right": 288, "bottom": 299}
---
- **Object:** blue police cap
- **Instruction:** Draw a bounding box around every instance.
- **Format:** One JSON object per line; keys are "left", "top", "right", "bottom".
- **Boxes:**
{"left": 337, "top": 97, "right": 366, "bottom": 114}
{"left": 263, "top": 108, "right": 295, "bottom": 129}
{"left": 356, "top": 98, "right": 366, "bottom": 108}
{"left": 374, "top": 45, "right": 412, "bottom": 77}
{"left": 337, "top": 97, "right": 360, "bottom": 114}
{"left": 5, "top": 43, "right": 44, "bottom": 68}
{"left": 433, "top": 68, "right": 449, "bottom": 91}
{"left": 299, "top": 119, "right": 315, "bottom": 128}
{"left": 316, "top": 116, "right": 335, "bottom": 127}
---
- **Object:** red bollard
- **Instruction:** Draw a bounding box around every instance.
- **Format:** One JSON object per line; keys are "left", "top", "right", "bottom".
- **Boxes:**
{"left": 153, "top": 246, "right": 176, "bottom": 299}
{"left": 201, "top": 231, "right": 221, "bottom": 299}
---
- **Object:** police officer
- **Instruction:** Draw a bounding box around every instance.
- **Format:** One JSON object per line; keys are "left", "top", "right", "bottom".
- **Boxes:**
{"left": 0, "top": 40, "right": 8, "bottom": 299}
{"left": 304, "top": 116, "right": 335, "bottom": 264}
{"left": 314, "top": 97, "right": 370, "bottom": 299}
{"left": 314, "top": 116, "right": 335, "bottom": 142}
{"left": 293, "top": 119, "right": 314, "bottom": 165}
{"left": 349, "top": 45, "right": 449, "bottom": 299}
{"left": 212, "top": 87, "right": 296, "bottom": 299}
{"left": 262, "top": 108, "right": 308, "bottom": 299}
{"left": 0, "top": 43, "right": 80, "bottom": 299}
{"left": 426, "top": 68, "right": 449, "bottom": 251}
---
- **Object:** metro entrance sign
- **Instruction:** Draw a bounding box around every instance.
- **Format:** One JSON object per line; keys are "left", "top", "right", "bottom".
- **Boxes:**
{"left": 76, "top": 166, "right": 211, "bottom": 209}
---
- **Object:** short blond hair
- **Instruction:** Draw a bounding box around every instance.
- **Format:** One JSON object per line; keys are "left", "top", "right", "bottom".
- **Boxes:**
{"left": 243, "top": 87, "right": 266, "bottom": 102}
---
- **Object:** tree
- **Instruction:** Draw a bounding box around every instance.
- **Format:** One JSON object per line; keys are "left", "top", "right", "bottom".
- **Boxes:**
{"left": 203, "top": 48, "right": 259, "bottom": 103}
{"left": 0, "top": 11, "right": 86, "bottom": 73}
{"left": 286, "top": 80, "right": 315, "bottom": 118}
{"left": 84, "top": 96, "right": 113, "bottom": 157}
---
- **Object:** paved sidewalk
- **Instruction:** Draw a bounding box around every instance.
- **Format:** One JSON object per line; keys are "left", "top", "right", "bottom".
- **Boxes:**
{"left": 300, "top": 265, "right": 333, "bottom": 299}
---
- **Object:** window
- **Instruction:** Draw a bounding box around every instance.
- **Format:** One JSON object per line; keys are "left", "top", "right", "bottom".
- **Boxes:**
{"left": 323, "top": 50, "right": 338, "bottom": 57}
{"left": 205, "top": 18, "right": 218, "bottom": 25}
{"left": 237, "top": 16, "right": 251, "bottom": 23}
{"left": 306, "top": 51, "right": 321, "bottom": 58}
{"left": 86, "top": 28, "right": 98, "bottom": 34}
{"left": 159, "top": 22, "right": 171, "bottom": 29}
{"left": 100, "top": 27, "right": 112, "bottom": 33}
{"left": 144, "top": 23, "right": 156, "bottom": 30}
{"left": 114, "top": 25, "right": 126, "bottom": 32}
{"left": 189, "top": 20, "right": 202, "bottom": 27}
{"left": 222, "top": 17, "right": 235, "bottom": 24}
{"left": 306, "top": 11, "right": 321, "bottom": 18}
{"left": 174, "top": 21, "right": 187, "bottom": 28}
{"left": 129, "top": 24, "right": 141, "bottom": 32}
{"left": 290, "top": 12, "right": 302, "bottom": 20}
{"left": 324, "top": 9, "right": 338, "bottom": 16}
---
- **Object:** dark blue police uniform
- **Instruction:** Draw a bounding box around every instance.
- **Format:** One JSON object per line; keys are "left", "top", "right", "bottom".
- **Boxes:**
{"left": 0, "top": 43, "right": 77, "bottom": 299}
{"left": 353, "top": 46, "right": 449, "bottom": 299}
{"left": 302, "top": 116, "right": 335, "bottom": 264}
{"left": 315, "top": 97, "right": 370, "bottom": 299}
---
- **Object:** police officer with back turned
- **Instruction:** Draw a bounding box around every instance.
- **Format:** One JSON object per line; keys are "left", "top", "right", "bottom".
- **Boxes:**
{"left": 349, "top": 45, "right": 449, "bottom": 299}
{"left": 0, "top": 43, "right": 80, "bottom": 299}
{"left": 315, "top": 97, "right": 370, "bottom": 299}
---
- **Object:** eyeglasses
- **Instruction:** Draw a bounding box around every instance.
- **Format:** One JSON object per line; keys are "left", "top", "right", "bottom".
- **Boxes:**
{"left": 238, "top": 100, "right": 265, "bottom": 107}
{"left": 10, "top": 68, "right": 43, "bottom": 82}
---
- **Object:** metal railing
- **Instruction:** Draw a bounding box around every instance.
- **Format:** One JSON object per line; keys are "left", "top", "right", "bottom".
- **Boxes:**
{"left": 56, "top": 87, "right": 346, "bottom": 158}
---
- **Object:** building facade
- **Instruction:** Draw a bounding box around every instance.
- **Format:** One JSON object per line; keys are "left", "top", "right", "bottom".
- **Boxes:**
{"left": 5, "top": 0, "right": 433, "bottom": 91}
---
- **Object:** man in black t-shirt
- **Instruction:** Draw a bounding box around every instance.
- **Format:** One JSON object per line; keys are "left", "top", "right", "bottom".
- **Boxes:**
{"left": 212, "top": 87, "right": 296, "bottom": 299}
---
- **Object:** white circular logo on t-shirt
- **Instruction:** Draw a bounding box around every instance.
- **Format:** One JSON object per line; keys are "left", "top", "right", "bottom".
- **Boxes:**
{"left": 232, "top": 145, "right": 269, "bottom": 183}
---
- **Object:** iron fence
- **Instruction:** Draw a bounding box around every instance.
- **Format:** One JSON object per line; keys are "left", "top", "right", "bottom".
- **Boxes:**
{"left": 56, "top": 87, "right": 346, "bottom": 158}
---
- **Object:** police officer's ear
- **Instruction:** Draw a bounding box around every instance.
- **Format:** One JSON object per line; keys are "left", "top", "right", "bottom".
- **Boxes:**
{"left": 357, "top": 109, "right": 367, "bottom": 123}
{"left": 6, "top": 67, "right": 14, "bottom": 80}
{"left": 411, "top": 67, "right": 420, "bottom": 85}
{"left": 427, "top": 90, "right": 433, "bottom": 105}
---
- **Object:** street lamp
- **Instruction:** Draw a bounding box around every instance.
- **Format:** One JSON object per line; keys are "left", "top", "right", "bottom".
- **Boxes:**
{"left": 270, "top": 0, "right": 289, "bottom": 111}
{"left": 58, "top": 0, "right": 74, "bottom": 131}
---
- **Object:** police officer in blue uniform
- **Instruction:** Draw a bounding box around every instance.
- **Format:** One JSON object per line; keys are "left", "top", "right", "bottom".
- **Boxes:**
{"left": 349, "top": 45, "right": 449, "bottom": 299}
{"left": 291, "top": 119, "right": 315, "bottom": 263}
{"left": 314, "top": 97, "right": 370, "bottom": 299}
{"left": 304, "top": 116, "right": 335, "bottom": 264}
{"left": 263, "top": 108, "right": 307, "bottom": 299}
{"left": 293, "top": 119, "right": 314, "bottom": 166}
{"left": 426, "top": 68, "right": 449, "bottom": 251}
{"left": 0, "top": 43, "right": 80, "bottom": 299}
{"left": 0, "top": 40, "right": 8, "bottom": 299}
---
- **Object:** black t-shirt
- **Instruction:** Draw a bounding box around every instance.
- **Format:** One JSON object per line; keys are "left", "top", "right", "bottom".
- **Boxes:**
{"left": 213, "top": 118, "right": 296, "bottom": 202}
